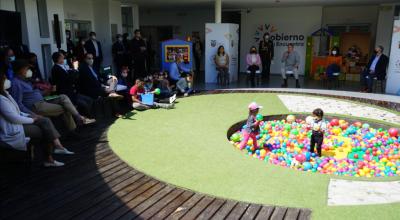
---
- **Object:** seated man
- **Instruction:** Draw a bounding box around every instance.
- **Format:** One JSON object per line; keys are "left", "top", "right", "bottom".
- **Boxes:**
{"left": 130, "top": 79, "right": 174, "bottom": 111}
{"left": 281, "top": 43, "right": 300, "bottom": 88}
{"left": 176, "top": 73, "right": 193, "bottom": 97}
{"left": 78, "top": 53, "right": 122, "bottom": 99}
{"left": 168, "top": 55, "right": 192, "bottom": 86}
{"left": 10, "top": 60, "right": 93, "bottom": 134}
{"left": 360, "top": 45, "right": 389, "bottom": 93}
{"left": 51, "top": 52, "right": 94, "bottom": 118}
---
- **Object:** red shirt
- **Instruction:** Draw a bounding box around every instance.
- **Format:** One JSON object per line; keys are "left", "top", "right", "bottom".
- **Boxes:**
{"left": 129, "top": 85, "right": 145, "bottom": 100}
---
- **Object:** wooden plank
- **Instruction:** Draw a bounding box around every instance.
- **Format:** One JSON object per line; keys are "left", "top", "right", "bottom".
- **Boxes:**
{"left": 241, "top": 204, "right": 262, "bottom": 220}
{"left": 284, "top": 208, "right": 300, "bottom": 220}
{"left": 103, "top": 182, "right": 166, "bottom": 220}
{"left": 180, "top": 196, "right": 215, "bottom": 220}
{"left": 270, "top": 207, "right": 288, "bottom": 220}
{"left": 210, "top": 200, "right": 237, "bottom": 220}
{"left": 297, "top": 209, "right": 312, "bottom": 220}
{"left": 55, "top": 173, "right": 145, "bottom": 220}
{"left": 255, "top": 206, "right": 275, "bottom": 220}
{"left": 119, "top": 185, "right": 175, "bottom": 220}
{"left": 196, "top": 198, "right": 225, "bottom": 219}
{"left": 166, "top": 193, "right": 204, "bottom": 220}
{"left": 9, "top": 163, "right": 131, "bottom": 220}
{"left": 150, "top": 191, "right": 195, "bottom": 219}
{"left": 87, "top": 178, "right": 159, "bottom": 220}
{"left": 225, "top": 203, "right": 250, "bottom": 220}
{"left": 71, "top": 175, "right": 151, "bottom": 219}
{"left": 137, "top": 188, "right": 185, "bottom": 219}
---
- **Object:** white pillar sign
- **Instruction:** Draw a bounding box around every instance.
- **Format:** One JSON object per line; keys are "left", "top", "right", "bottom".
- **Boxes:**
{"left": 386, "top": 20, "right": 400, "bottom": 95}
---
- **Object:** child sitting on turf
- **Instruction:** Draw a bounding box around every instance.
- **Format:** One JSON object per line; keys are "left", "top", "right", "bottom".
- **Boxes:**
{"left": 308, "top": 108, "right": 327, "bottom": 157}
{"left": 239, "top": 102, "right": 262, "bottom": 150}
{"left": 176, "top": 73, "right": 193, "bottom": 97}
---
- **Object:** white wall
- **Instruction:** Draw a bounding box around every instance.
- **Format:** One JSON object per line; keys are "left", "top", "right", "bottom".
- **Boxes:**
{"left": 376, "top": 4, "right": 397, "bottom": 55}
{"left": 139, "top": 8, "right": 214, "bottom": 41}
{"left": 63, "top": 0, "right": 94, "bottom": 25}
{"left": 240, "top": 6, "right": 323, "bottom": 73}
{"left": 0, "top": 0, "right": 15, "bottom": 11}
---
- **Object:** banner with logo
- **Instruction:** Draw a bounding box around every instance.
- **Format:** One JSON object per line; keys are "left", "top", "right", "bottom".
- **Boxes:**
{"left": 252, "top": 23, "right": 307, "bottom": 74}
{"left": 386, "top": 20, "right": 400, "bottom": 95}
{"left": 205, "top": 23, "right": 239, "bottom": 83}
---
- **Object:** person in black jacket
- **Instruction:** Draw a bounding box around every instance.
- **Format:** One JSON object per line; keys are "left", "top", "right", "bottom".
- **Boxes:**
{"left": 259, "top": 32, "right": 274, "bottom": 79}
{"left": 361, "top": 46, "right": 389, "bottom": 93}
{"left": 112, "top": 34, "right": 126, "bottom": 76}
{"left": 85, "top": 32, "right": 103, "bottom": 72}
{"left": 130, "top": 29, "right": 147, "bottom": 79}
{"left": 51, "top": 52, "right": 94, "bottom": 117}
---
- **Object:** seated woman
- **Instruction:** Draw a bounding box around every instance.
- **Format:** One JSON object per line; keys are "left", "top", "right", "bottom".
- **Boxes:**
{"left": 214, "top": 45, "right": 230, "bottom": 86}
{"left": 0, "top": 72, "right": 73, "bottom": 167}
{"left": 0, "top": 47, "right": 16, "bottom": 80}
{"left": 246, "top": 46, "right": 262, "bottom": 87}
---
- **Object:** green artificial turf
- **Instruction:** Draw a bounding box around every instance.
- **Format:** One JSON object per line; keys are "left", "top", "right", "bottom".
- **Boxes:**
{"left": 108, "top": 93, "right": 400, "bottom": 220}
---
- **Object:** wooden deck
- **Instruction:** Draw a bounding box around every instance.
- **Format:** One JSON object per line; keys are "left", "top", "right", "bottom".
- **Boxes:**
{"left": 0, "top": 120, "right": 311, "bottom": 220}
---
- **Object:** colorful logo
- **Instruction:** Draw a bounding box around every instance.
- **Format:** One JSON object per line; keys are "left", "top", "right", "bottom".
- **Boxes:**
{"left": 254, "top": 24, "right": 278, "bottom": 42}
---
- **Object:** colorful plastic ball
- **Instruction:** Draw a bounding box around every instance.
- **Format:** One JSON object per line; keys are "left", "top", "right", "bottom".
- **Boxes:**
{"left": 284, "top": 124, "right": 291, "bottom": 131}
{"left": 388, "top": 128, "right": 399, "bottom": 137}
{"left": 286, "top": 115, "right": 296, "bottom": 123}
{"left": 362, "top": 123, "right": 370, "bottom": 129}
{"left": 154, "top": 88, "right": 161, "bottom": 95}
{"left": 305, "top": 116, "right": 314, "bottom": 124}
{"left": 353, "top": 121, "right": 362, "bottom": 128}
{"left": 330, "top": 118, "right": 339, "bottom": 126}
{"left": 256, "top": 114, "right": 263, "bottom": 121}
{"left": 305, "top": 152, "right": 311, "bottom": 161}
{"left": 230, "top": 133, "right": 241, "bottom": 142}
{"left": 295, "top": 154, "right": 306, "bottom": 163}
{"left": 303, "top": 162, "right": 312, "bottom": 171}
{"left": 291, "top": 129, "right": 299, "bottom": 135}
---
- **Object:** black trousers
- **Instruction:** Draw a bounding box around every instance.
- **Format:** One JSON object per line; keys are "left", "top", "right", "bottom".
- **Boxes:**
{"left": 247, "top": 65, "right": 259, "bottom": 87}
{"left": 310, "top": 132, "right": 323, "bottom": 156}
{"left": 261, "top": 56, "right": 271, "bottom": 78}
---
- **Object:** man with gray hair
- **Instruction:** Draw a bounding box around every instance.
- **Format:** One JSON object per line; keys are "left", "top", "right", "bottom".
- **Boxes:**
{"left": 281, "top": 43, "right": 300, "bottom": 88}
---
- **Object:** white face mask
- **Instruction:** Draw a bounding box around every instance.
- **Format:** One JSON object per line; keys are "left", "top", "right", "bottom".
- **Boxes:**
{"left": 118, "top": 37, "right": 123, "bottom": 42}
{"left": 25, "top": 69, "right": 33, "bottom": 78}
{"left": 265, "top": 36, "right": 269, "bottom": 40}
{"left": 4, "top": 79, "right": 11, "bottom": 90}
{"left": 122, "top": 73, "right": 128, "bottom": 78}
{"left": 332, "top": 51, "right": 337, "bottom": 55}
{"left": 91, "top": 35, "right": 96, "bottom": 40}
{"left": 9, "top": 56, "right": 16, "bottom": 62}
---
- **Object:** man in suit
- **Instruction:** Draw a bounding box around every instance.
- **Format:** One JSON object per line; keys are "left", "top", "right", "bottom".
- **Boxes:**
{"left": 112, "top": 34, "right": 126, "bottom": 76}
{"left": 85, "top": 32, "right": 103, "bottom": 72}
{"left": 130, "top": 29, "right": 147, "bottom": 79}
{"left": 259, "top": 32, "right": 274, "bottom": 79}
{"left": 51, "top": 52, "right": 94, "bottom": 117}
{"left": 361, "top": 45, "right": 389, "bottom": 93}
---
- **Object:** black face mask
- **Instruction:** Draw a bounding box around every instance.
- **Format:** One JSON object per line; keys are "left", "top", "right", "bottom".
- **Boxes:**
{"left": 251, "top": 50, "right": 256, "bottom": 54}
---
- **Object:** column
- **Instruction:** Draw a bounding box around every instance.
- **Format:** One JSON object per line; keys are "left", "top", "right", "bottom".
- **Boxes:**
{"left": 215, "top": 0, "right": 222, "bottom": 23}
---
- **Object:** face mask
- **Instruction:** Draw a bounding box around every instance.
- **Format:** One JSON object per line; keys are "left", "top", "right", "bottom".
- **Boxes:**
{"left": 375, "top": 50, "right": 379, "bottom": 54}
{"left": 25, "top": 69, "right": 33, "bottom": 78}
{"left": 332, "top": 51, "right": 337, "bottom": 55}
{"left": 122, "top": 73, "right": 128, "bottom": 78}
{"left": 81, "top": 41, "right": 85, "bottom": 46}
{"left": 251, "top": 50, "right": 256, "bottom": 54}
{"left": 3, "top": 79, "right": 11, "bottom": 90}
{"left": 63, "top": 59, "right": 68, "bottom": 65}
{"left": 91, "top": 36, "right": 96, "bottom": 40}
{"left": 8, "top": 56, "right": 16, "bottom": 62}
{"left": 86, "top": 59, "right": 94, "bottom": 66}
{"left": 265, "top": 36, "right": 269, "bottom": 40}
{"left": 118, "top": 37, "right": 123, "bottom": 42}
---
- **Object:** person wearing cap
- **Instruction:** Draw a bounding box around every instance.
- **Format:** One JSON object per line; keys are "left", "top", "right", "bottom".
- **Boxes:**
{"left": 360, "top": 45, "right": 389, "bottom": 93}
{"left": 239, "top": 102, "right": 263, "bottom": 150}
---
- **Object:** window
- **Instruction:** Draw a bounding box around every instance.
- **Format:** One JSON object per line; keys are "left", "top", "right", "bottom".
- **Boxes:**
{"left": 121, "top": 7, "right": 133, "bottom": 34}
{"left": 36, "top": 0, "right": 49, "bottom": 37}
{"left": 327, "top": 24, "right": 370, "bottom": 36}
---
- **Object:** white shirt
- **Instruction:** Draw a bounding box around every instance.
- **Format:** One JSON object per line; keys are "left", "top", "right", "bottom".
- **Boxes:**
{"left": 251, "top": 54, "right": 257, "bottom": 64}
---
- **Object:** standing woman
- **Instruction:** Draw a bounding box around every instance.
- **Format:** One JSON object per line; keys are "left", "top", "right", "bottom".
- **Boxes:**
{"left": 0, "top": 72, "right": 73, "bottom": 167}
{"left": 74, "top": 37, "right": 87, "bottom": 63}
{"left": 246, "top": 46, "right": 262, "bottom": 87}
{"left": 259, "top": 33, "right": 274, "bottom": 79}
{"left": 214, "top": 46, "right": 230, "bottom": 86}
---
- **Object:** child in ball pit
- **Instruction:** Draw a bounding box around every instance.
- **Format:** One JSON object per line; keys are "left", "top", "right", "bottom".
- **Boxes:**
{"left": 239, "top": 102, "right": 262, "bottom": 150}
{"left": 308, "top": 108, "right": 327, "bottom": 157}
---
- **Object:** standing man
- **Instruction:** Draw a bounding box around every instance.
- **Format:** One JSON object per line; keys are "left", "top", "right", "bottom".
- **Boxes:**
{"left": 281, "top": 43, "right": 300, "bottom": 88}
{"left": 192, "top": 33, "right": 203, "bottom": 79}
{"left": 130, "top": 29, "right": 147, "bottom": 79}
{"left": 259, "top": 32, "right": 274, "bottom": 79}
{"left": 112, "top": 34, "right": 126, "bottom": 77}
{"left": 85, "top": 31, "right": 103, "bottom": 73}
{"left": 360, "top": 45, "right": 389, "bottom": 93}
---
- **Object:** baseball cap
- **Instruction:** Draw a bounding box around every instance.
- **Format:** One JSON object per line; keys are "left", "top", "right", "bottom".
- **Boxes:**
{"left": 248, "top": 102, "right": 263, "bottom": 110}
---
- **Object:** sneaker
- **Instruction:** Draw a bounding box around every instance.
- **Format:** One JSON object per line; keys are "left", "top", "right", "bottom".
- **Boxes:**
{"left": 169, "top": 94, "right": 177, "bottom": 104}
{"left": 82, "top": 117, "right": 96, "bottom": 125}
{"left": 43, "top": 160, "right": 65, "bottom": 167}
{"left": 108, "top": 93, "right": 124, "bottom": 99}
{"left": 184, "top": 93, "right": 189, "bottom": 97}
{"left": 54, "top": 147, "right": 75, "bottom": 155}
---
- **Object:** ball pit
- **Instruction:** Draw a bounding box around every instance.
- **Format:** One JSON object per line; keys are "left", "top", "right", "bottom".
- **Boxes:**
{"left": 230, "top": 115, "right": 400, "bottom": 178}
